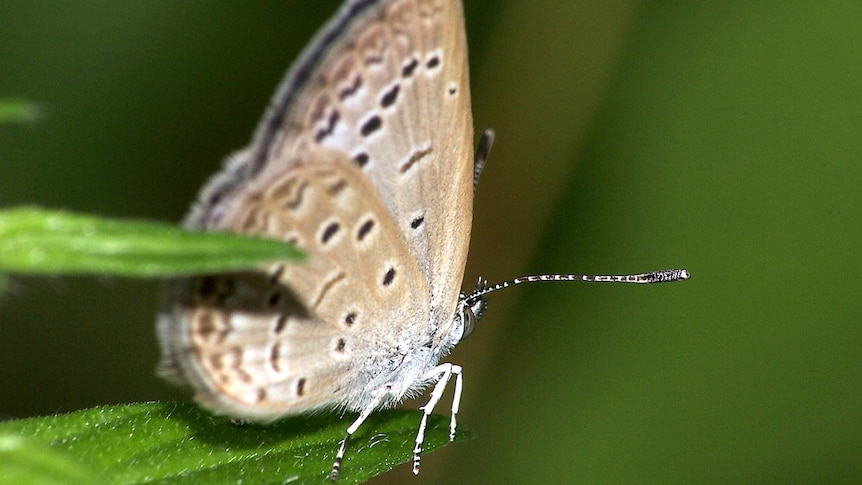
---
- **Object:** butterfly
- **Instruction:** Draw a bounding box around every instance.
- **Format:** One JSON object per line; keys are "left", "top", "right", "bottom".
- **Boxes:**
{"left": 158, "top": 0, "right": 484, "bottom": 480}
{"left": 156, "top": 0, "right": 689, "bottom": 480}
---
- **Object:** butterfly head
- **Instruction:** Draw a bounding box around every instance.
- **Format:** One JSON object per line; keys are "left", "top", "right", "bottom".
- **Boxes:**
{"left": 456, "top": 277, "right": 489, "bottom": 340}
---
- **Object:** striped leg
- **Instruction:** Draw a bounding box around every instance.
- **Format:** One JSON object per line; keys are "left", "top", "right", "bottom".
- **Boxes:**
{"left": 412, "top": 363, "right": 463, "bottom": 475}
{"left": 329, "top": 387, "right": 389, "bottom": 481}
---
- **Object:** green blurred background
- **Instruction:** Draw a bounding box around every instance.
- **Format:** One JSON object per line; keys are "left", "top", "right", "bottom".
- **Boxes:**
{"left": 2, "top": 1, "right": 860, "bottom": 483}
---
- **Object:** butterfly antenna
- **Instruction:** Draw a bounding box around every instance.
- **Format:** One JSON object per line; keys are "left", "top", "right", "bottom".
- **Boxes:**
{"left": 466, "top": 268, "right": 690, "bottom": 303}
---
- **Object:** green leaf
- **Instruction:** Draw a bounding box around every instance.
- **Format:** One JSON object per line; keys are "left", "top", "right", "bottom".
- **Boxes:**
{"left": 0, "top": 434, "right": 99, "bottom": 485}
{"left": 0, "top": 99, "right": 41, "bottom": 124}
{"left": 0, "top": 207, "right": 303, "bottom": 277}
{"left": 0, "top": 403, "right": 473, "bottom": 484}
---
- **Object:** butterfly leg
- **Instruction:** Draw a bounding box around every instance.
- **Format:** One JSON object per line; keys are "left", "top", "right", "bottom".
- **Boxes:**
{"left": 412, "top": 363, "right": 463, "bottom": 475}
{"left": 329, "top": 387, "right": 389, "bottom": 481}
{"left": 472, "top": 129, "right": 495, "bottom": 191}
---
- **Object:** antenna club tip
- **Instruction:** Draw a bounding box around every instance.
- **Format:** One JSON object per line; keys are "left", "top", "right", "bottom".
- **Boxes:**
{"left": 652, "top": 268, "right": 691, "bottom": 282}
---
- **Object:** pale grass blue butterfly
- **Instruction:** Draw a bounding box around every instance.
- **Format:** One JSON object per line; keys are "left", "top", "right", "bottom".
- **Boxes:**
{"left": 156, "top": 0, "right": 689, "bottom": 480}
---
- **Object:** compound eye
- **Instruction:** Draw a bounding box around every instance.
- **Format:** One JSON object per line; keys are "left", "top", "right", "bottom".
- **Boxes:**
{"left": 461, "top": 297, "right": 486, "bottom": 339}
{"left": 462, "top": 306, "right": 476, "bottom": 338}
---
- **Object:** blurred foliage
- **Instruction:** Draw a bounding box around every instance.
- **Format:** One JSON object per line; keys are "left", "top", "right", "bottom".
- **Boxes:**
{"left": 0, "top": 99, "right": 41, "bottom": 124}
{"left": 0, "top": 207, "right": 302, "bottom": 276}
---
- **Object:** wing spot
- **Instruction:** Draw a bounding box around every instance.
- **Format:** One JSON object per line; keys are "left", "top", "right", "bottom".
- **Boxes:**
{"left": 296, "top": 377, "right": 307, "bottom": 397}
{"left": 380, "top": 84, "right": 400, "bottom": 108}
{"left": 334, "top": 338, "right": 346, "bottom": 353}
{"left": 284, "top": 181, "right": 309, "bottom": 211}
{"left": 270, "top": 344, "right": 280, "bottom": 372}
{"left": 256, "top": 388, "right": 267, "bottom": 403}
{"left": 357, "top": 218, "right": 375, "bottom": 241}
{"left": 448, "top": 83, "right": 458, "bottom": 95}
{"left": 402, "top": 57, "right": 419, "bottom": 77}
{"left": 321, "top": 221, "right": 341, "bottom": 245}
{"left": 314, "top": 109, "right": 340, "bottom": 143}
{"left": 360, "top": 115, "right": 382, "bottom": 137}
{"left": 353, "top": 152, "right": 370, "bottom": 168}
{"left": 205, "top": 189, "right": 225, "bottom": 207}
{"left": 382, "top": 267, "right": 396, "bottom": 287}
{"left": 338, "top": 75, "right": 363, "bottom": 100}
{"left": 227, "top": 347, "right": 251, "bottom": 384}
{"left": 426, "top": 55, "right": 441, "bottom": 69}
{"left": 410, "top": 216, "right": 424, "bottom": 230}
{"left": 274, "top": 315, "right": 287, "bottom": 334}
{"left": 195, "top": 312, "right": 227, "bottom": 344}
{"left": 344, "top": 312, "right": 357, "bottom": 327}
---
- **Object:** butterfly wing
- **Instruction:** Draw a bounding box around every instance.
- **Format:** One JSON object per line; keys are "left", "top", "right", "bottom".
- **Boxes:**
{"left": 158, "top": 0, "right": 473, "bottom": 420}
{"left": 188, "top": 0, "right": 473, "bottom": 329}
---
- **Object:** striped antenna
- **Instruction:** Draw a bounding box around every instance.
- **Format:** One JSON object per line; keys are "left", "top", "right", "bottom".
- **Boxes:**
{"left": 466, "top": 268, "right": 690, "bottom": 303}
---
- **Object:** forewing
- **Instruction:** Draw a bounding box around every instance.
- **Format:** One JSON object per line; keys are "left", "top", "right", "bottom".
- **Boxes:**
{"left": 187, "top": 0, "right": 474, "bottom": 324}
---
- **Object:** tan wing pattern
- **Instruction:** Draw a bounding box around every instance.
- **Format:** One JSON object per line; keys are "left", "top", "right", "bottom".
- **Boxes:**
{"left": 160, "top": 150, "right": 430, "bottom": 418}
{"left": 159, "top": 0, "right": 472, "bottom": 420}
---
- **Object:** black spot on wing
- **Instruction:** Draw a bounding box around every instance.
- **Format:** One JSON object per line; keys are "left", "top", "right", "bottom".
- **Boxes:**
{"left": 360, "top": 115, "right": 382, "bottom": 137}
{"left": 344, "top": 312, "right": 356, "bottom": 327}
{"left": 402, "top": 57, "right": 419, "bottom": 77}
{"left": 274, "top": 315, "right": 287, "bottom": 334}
{"left": 380, "top": 84, "right": 400, "bottom": 108}
{"left": 353, "top": 152, "right": 370, "bottom": 168}
{"left": 270, "top": 345, "right": 280, "bottom": 372}
{"left": 321, "top": 221, "right": 340, "bottom": 244}
{"left": 296, "top": 377, "right": 306, "bottom": 397}
{"left": 357, "top": 218, "right": 375, "bottom": 241}
{"left": 382, "top": 267, "right": 396, "bottom": 286}
{"left": 339, "top": 75, "right": 363, "bottom": 100}
{"left": 314, "top": 110, "right": 340, "bottom": 143}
